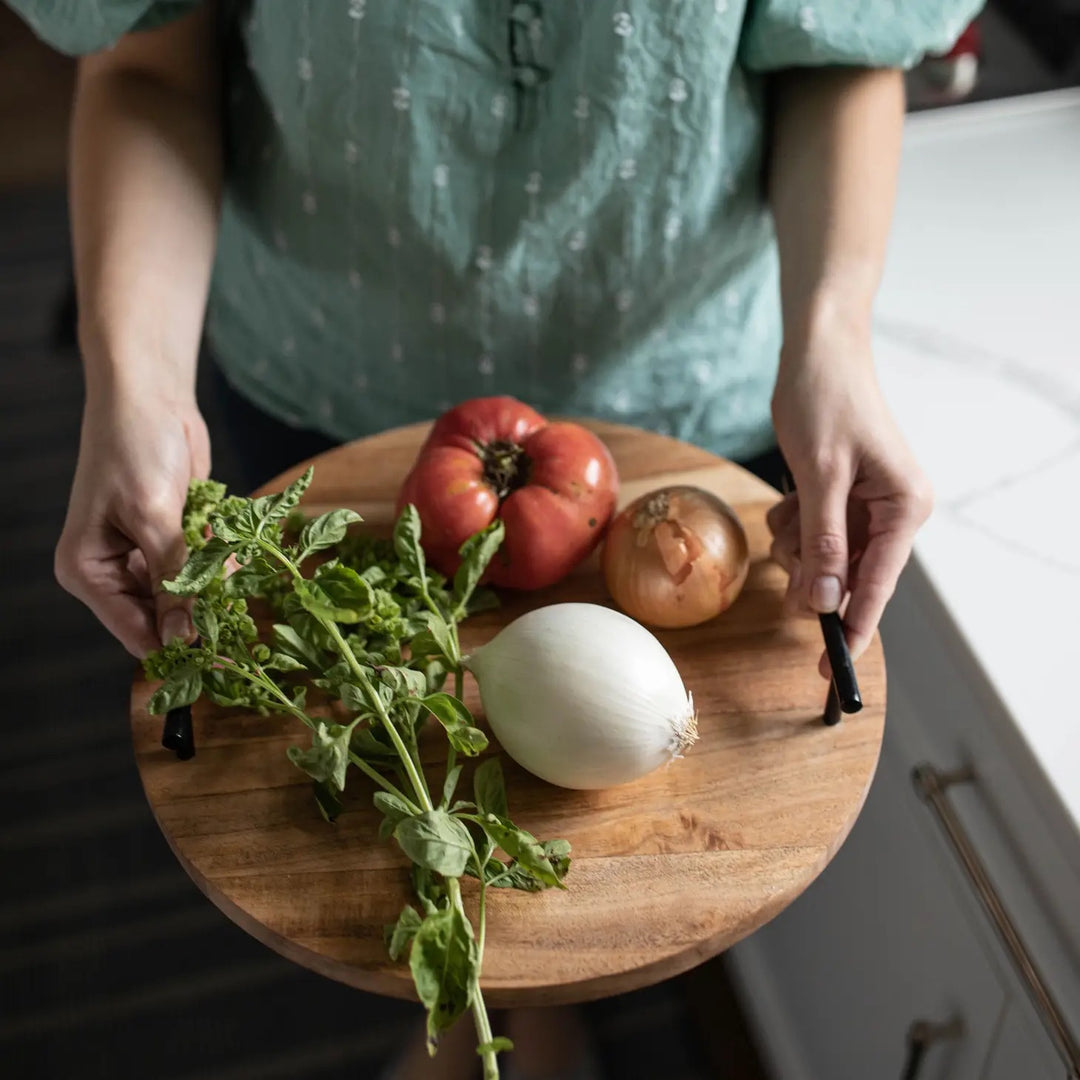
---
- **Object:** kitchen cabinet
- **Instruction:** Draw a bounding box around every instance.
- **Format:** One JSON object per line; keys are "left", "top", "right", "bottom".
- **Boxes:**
{"left": 982, "top": 1007, "right": 1064, "bottom": 1080}
{"left": 728, "top": 694, "right": 1002, "bottom": 1080}
{"left": 728, "top": 564, "right": 1080, "bottom": 1080}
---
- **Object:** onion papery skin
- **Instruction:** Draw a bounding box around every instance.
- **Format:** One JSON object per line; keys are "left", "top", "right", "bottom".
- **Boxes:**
{"left": 602, "top": 485, "right": 749, "bottom": 629}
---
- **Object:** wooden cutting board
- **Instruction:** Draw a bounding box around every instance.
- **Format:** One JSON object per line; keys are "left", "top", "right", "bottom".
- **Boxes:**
{"left": 130, "top": 421, "right": 885, "bottom": 1007}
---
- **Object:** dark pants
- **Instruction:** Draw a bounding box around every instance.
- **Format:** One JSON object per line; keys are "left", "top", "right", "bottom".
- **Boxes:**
{"left": 208, "top": 364, "right": 787, "bottom": 494}
{"left": 207, "top": 367, "right": 340, "bottom": 494}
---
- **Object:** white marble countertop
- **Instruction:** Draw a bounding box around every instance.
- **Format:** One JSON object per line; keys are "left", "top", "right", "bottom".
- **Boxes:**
{"left": 875, "top": 89, "right": 1080, "bottom": 831}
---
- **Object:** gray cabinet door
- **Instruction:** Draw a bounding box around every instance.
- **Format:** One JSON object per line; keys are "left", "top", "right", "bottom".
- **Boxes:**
{"left": 732, "top": 699, "right": 1008, "bottom": 1080}
{"left": 981, "top": 1003, "right": 1062, "bottom": 1080}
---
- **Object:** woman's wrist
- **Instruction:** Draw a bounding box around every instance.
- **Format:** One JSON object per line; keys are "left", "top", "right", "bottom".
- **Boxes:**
{"left": 80, "top": 331, "right": 198, "bottom": 412}
{"left": 779, "top": 283, "right": 875, "bottom": 375}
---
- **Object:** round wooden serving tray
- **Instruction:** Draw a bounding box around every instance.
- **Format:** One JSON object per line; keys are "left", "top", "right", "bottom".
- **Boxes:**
{"left": 130, "top": 421, "right": 885, "bottom": 1007}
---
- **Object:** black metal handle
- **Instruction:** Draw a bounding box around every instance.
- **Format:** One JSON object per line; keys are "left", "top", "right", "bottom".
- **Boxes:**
{"left": 820, "top": 610, "right": 862, "bottom": 715}
{"left": 900, "top": 1017, "right": 963, "bottom": 1080}
{"left": 162, "top": 704, "right": 195, "bottom": 760}
{"left": 900, "top": 1034, "right": 928, "bottom": 1080}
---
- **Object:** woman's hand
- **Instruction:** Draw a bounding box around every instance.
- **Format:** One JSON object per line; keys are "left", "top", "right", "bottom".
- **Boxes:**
{"left": 55, "top": 387, "right": 210, "bottom": 658}
{"left": 768, "top": 323, "right": 933, "bottom": 676}
{"left": 57, "top": 4, "right": 221, "bottom": 658}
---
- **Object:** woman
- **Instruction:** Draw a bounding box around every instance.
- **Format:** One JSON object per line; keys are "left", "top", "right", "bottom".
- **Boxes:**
{"left": 10, "top": 2, "right": 980, "bottom": 1077}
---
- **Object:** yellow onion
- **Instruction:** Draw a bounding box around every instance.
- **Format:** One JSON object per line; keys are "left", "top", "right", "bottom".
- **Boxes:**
{"left": 602, "top": 485, "right": 749, "bottom": 629}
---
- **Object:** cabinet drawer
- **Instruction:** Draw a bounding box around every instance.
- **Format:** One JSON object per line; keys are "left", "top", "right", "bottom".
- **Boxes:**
{"left": 982, "top": 1004, "right": 1063, "bottom": 1080}
{"left": 882, "top": 562, "right": 1080, "bottom": 1053}
{"left": 732, "top": 709, "right": 1007, "bottom": 1080}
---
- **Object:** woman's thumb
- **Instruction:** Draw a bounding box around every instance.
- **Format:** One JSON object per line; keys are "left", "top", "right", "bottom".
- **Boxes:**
{"left": 138, "top": 516, "right": 194, "bottom": 646}
{"left": 798, "top": 478, "right": 850, "bottom": 614}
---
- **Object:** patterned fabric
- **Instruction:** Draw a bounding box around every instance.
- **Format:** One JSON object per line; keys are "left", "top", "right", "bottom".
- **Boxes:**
{"left": 9, "top": 0, "right": 981, "bottom": 459}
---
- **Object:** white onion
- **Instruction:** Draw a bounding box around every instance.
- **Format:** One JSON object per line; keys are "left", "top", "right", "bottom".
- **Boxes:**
{"left": 464, "top": 602, "right": 697, "bottom": 790}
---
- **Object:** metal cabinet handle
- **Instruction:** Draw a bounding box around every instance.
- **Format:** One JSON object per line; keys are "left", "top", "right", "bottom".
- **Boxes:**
{"left": 900, "top": 1016, "right": 963, "bottom": 1080}
{"left": 913, "top": 763, "right": 1080, "bottom": 1078}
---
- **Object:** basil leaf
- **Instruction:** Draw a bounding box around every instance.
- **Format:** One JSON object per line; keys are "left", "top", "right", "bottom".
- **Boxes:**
{"left": 295, "top": 575, "right": 369, "bottom": 624}
{"left": 421, "top": 693, "right": 488, "bottom": 757}
{"left": 298, "top": 508, "right": 363, "bottom": 561}
{"left": 161, "top": 538, "right": 233, "bottom": 596}
{"left": 385, "top": 904, "right": 423, "bottom": 962}
{"left": 339, "top": 682, "right": 368, "bottom": 713}
{"left": 147, "top": 662, "right": 203, "bottom": 715}
{"left": 473, "top": 758, "right": 508, "bottom": 820}
{"left": 254, "top": 466, "right": 313, "bottom": 532}
{"left": 263, "top": 652, "right": 307, "bottom": 672}
{"left": 191, "top": 597, "right": 219, "bottom": 650}
{"left": 392, "top": 504, "right": 426, "bottom": 581}
{"left": 441, "top": 763, "right": 463, "bottom": 809}
{"left": 409, "top": 906, "right": 478, "bottom": 1050}
{"left": 282, "top": 594, "right": 337, "bottom": 651}
{"left": 423, "top": 659, "right": 448, "bottom": 695}
{"left": 476, "top": 816, "right": 566, "bottom": 890}
{"left": 489, "top": 863, "right": 545, "bottom": 892}
{"left": 374, "top": 790, "right": 415, "bottom": 826}
{"left": 222, "top": 557, "right": 278, "bottom": 598}
{"left": 272, "top": 623, "right": 325, "bottom": 672}
{"left": 481, "top": 839, "right": 571, "bottom": 892}
{"left": 542, "top": 838, "right": 572, "bottom": 882}
{"left": 394, "top": 810, "right": 473, "bottom": 877}
{"left": 411, "top": 864, "right": 447, "bottom": 916}
{"left": 402, "top": 667, "right": 430, "bottom": 696}
{"left": 350, "top": 726, "right": 398, "bottom": 761}
{"left": 452, "top": 519, "right": 504, "bottom": 615}
{"left": 286, "top": 719, "right": 356, "bottom": 792}
{"left": 208, "top": 505, "right": 257, "bottom": 543}
{"left": 411, "top": 611, "right": 455, "bottom": 664}
{"left": 315, "top": 564, "right": 375, "bottom": 619}
{"left": 462, "top": 855, "right": 510, "bottom": 886}
{"left": 375, "top": 665, "right": 428, "bottom": 700}
{"left": 451, "top": 726, "right": 488, "bottom": 756}
{"left": 358, "top": 564, "right": 388, "bottom": 587}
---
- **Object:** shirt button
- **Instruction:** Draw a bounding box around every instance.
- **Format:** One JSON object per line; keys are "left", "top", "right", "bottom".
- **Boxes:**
{"left": 510, "top": 3, "right": 534, "bottom": 26}
{"left": 514, "top": 65, "right": 541, "bottom": 88}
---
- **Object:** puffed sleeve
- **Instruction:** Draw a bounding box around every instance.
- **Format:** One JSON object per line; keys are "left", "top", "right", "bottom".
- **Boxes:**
{"left": 739, "top": 0, "right": 986, "bottom": 72}
{"left": 4, "top": 0, "right": 203, "bottom": 56}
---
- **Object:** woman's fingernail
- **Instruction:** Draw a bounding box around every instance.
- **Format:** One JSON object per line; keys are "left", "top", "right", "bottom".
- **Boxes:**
{"left": 810, "top": 574, "right": 842, "bottom": 612}
{"left": 161, "top": 610, "right": 191, "bottom": 645}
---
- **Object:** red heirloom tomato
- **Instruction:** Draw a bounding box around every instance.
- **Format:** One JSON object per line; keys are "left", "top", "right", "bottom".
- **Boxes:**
{"left": 396, "top": 396, "right": 619, "bottom": 589}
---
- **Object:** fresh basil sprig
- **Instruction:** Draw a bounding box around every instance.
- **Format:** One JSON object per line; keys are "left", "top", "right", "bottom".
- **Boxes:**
{"left": 143, "top": 469, "right": 569, "bottom": 1080}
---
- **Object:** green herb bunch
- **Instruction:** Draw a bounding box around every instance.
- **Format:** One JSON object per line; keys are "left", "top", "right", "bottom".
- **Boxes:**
{"left": 144, "top": 469, "right": 570, "bottom": 1080}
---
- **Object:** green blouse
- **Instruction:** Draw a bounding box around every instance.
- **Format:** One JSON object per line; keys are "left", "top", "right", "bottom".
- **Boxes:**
{"left": 10, "top": 0, "right": 980, "bottom": 458}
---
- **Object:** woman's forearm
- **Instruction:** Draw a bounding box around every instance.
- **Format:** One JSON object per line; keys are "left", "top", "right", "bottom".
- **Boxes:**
{"left": 71, "top": 3, "right": 221, "bottom": 407}
{"left": 767, "top": 67, "right": 905, "bottom": 354}
{"left": 765, "top": 66, "right": 932, "bottom": 661}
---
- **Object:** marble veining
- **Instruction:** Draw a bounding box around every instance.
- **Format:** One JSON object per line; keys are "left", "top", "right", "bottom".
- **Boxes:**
{"left": 876, "top": 316, "right": 1080, "bottom": 425}
{"left": 876, "top": 317, "right": 1080, "bottom": 576}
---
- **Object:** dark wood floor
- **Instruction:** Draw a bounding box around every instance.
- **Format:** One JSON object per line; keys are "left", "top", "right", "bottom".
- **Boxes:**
{"left": 0, "top": 11, "right": 767, "bottom": 1080}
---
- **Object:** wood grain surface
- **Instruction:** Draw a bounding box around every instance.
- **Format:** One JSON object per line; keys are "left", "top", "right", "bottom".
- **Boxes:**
{"left": 130, "top": 421, "right": 885, "bottom": 1006}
